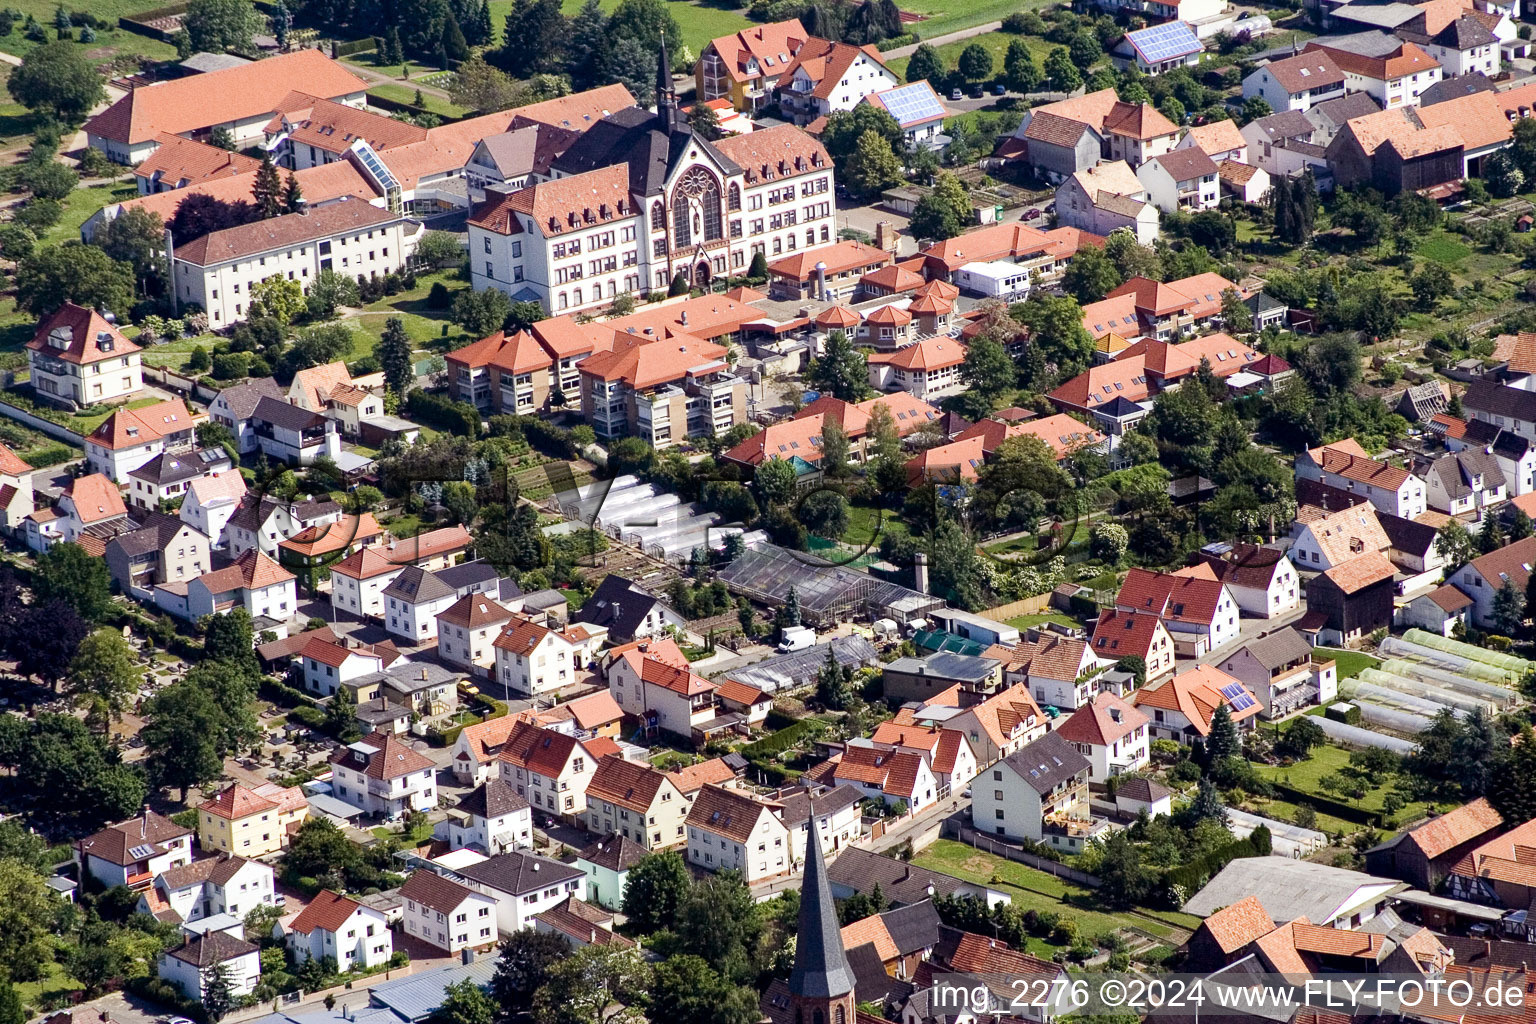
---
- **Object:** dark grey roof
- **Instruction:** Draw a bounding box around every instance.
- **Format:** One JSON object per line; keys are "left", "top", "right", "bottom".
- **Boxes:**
{"left": 127, "top": 447, "right": 229, "bottom": 486}
{"left": 1248, "top": 109, "right": 1315, "bottom": 142}
{"left": 885, "top": 652, "right": 999, "bottom": 683}
{"left": 167, "top": 930, "right": 257, "bottom": 966}
{"left": 380, "top": 660, "right": 457, "bottom": 695}
{"left": 1307, "top": 91, "right": 1382, "bottom": 128}
{"left": 1095, "top": 395, "right": 1146, "bottom": 418}
{"left": 452, "top": 850, "right": 584, "bottom": 895}
{"left": 879, "top": 898, "right": 943, "bottom": 955}
{"left": 576, "top": 833, "right": 648, "bottom": 872}
{"left": 552, "top": 106, "right": 741, "bottom": 198}
{"left": 1419, "top": 71, "right": 1495, "bottom": 106}
{"left": 382, "top": 565, "right": 456, "bottom": 604}
{"left": 1426, "top": 449, "right": 1505, "bottom": 499}
{"left": 1314, "top": 29, "right": 1403, "bottom": 57}
{"left": 572, "top": 574, "right": 662, "bottom": 638}
{"left": 847, "top": 941, "right": 915, "bottom": 1008}
{"left": 999, "top": 731, "right": 1091, "bottom": 795}
{"left": 454, "top": 779, "right": 529, "bottom": 819}
{"left": 434, "top": 559, "right": 501, "bottom": 596}
{"left": 824, "top": 847, "right": 976, "bottom": 905}
{"left": 227, "top": 493, "right": 341, "bottom": 534}
{"left": 498, "top": 578, "right": 526, "bottom": 603}
{"left": 1245, "top": 291, "right": 1287, "bottom": 314}
{"left": 354, "top": 696, "right": 410, "bottom": 725}
{"left": 1115, "top": 776, "right": 1172, "bottom": 803}
{"left": 1379, "top": 510, "right": 1437, "bottom": 555}
{"left": 108, "top": 511, "right": 190, "bottom": 558}
{"left": 1236, "top": 626, "right": 1312, "bottom": 670}
{"left": 214, "top": 377, "right": 283, "bottom": 420}
{"left": 776, "top": 783, "right": 863, "bottom": 829}
{"left": 1431, "top": 16, "right": 1496, "bottom": 48}
{"left": 253, "top": 394, "right": 326, "bottom": 432}
{"left": 788, "top": 815, "right": 855, "bottom": 1000}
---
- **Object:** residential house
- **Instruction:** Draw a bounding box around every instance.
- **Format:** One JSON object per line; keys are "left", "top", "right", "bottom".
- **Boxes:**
{"left": 75, "top": 810, "right": 193, "bottom": 889}
{"left": 399, "top": 870, "right": 498, "bottom": 955}
{"left": 916, "top": 221, "right": 1099, "bottom": 283}
{"left": 532, "top": 896, "right": 632, "bottom": 949}
{"left": 920, "top": 683, "right": 1047, "bottom": 767}
{"left": 284, "top": 889, "right": 393, "bottom": 969}
{"left": 1131, "top": 663, "right": 1261, "bottom": 743}
{"left": 862, "top": 81, "right": 948, "bottom": 150}
{"left": 1451, "top": 535, "right": 1536, "bottom": 629}
{"left": 126, "top": 448, "right": 231, "bottom": 511}
{"left": 27, "top": 303, "right": 142, "bottom": 409}
{"left": 865, "top": 336, "right": 967, "bottom": 400}
{"left": 1305, "top": 91, "right": 1385, "bottom": 141}
{"left": 1179, "top": 118, "right": 1249, "bottom": 163}
{"left": 496, "top": 616, "right": 587, "bottom": 698}
{"left": 1291, "top": 502, "right": 1392, "bottom": 573}
{"left": 367, "top": 662, "right": 459, "bottom": 720}
{"left": 529, "top": 690, "right": 624, "bottom": 740}
{"left": 1305, "top": 551, "right": 1399, "bottom": 645}
{"left": 1439, "top": 419, "right": 1536, "bottom": 498}
{"left": 838, "top": 901, "right": 942, "bottom": 981}
{"left": 0, "top": 443, "right": 33, "bottom": 538}
{"left": 1215, "top": 628, "right": 1339, "bottom": 719}
{"left": 1090, "top": 609, "right": 1176, "bottom": 682}
{"left": 447, "top": 780, "right": 532, "bottom": 854}
{"left": 437, "top": 594, "right": 516, "bottom": 675}
{"left": 250, "top": 396, "right": 340, "bottom": 467}
{"left": 714, "top": 678, "right": 774, "bottom": 727}
{"left": 1112, "top": 20, "right": 1204, "bottom": 74}
{"left": 1114, "top": 566, "right": 1240, "bottom": 656}
{"left": 169, "top": 200, "right": 421, "bottom": 329}
{"left": 382, "top": 565, "right": 460, "bottom": 643}
{"left": 174, "top": 549, "right": 296, "bottom": 622}
{"left": 685, "top": 784, "right": 793, "bottom": 883}
{"left": 45, "top": 473, "right": 129, "bottom": 548}
{"left": 226, "top": 495, "right": 343, "bottom": 560}
{"left": 206, "top": 378, "right": 284, "bottom": 454}
{"left": 1400, "top": 583, "right": 1475, "bottom": 635}
{"left": 969, "top": 731, "right": 1097, "bottom": 852}
{"left": 1422, "top": 449, "right": 1507, "bottom": 518}
{"left": 1365, "top": 797, "right": 1504, "bottom": 890}
{"left": 1219, "top": 160, "right": 1272, "bottom": 203}
{"left": 1242, "top": 109, "right": 1329, "bottom": 179}
{"left": 1464, "top": 379, "right": 1536, "bottom": 443}
{"left": 696, "top": 20, "right": 813, "bottom": 111}
{"left": 103, "top": 512, "right": 211, "bottom": 596}
{"left": 327, "top": 733, "right": 438, "bottom": 819}
{"left": 159, "top": 933, "right": 260, "bottom": 1001}
{"left": 1001, "top": 633, "right": 1113, "bottom": 710}
{"left": 85, "top": 398, "right": 197, "bottom": 484}
{"left": 833, "top": 745, "right": 938, "bottom": 813}
{"left": 1412, "top": 86, "right": 1515, "bottom": 177}
{"left": 1137, "top": 148, "right": 1221, "bottom": 213}
{"left": 1188, "top": 543, "right": 1302, "bottom": 618}
{"left": 496, "top": 720, "right": 611, "bottom": 820}
{"left": 140, "top": 853, "right": 275, "bottom": 926}
{"left": 1053, "top": 692, "right": 1150, "bottom": 781}
{"left": 452, "top": 716, "right": 524, "bottom": 786}
{"left": 604, "top": 635, "right": 716, "bottom": 740}
{"left": 287, "top": 361, "right": 387, "bottom": 438}
{"left": 446, "top": 330, "right": 555, "bottom": 415}
{"left": 582, "top": 755, "right": 689, "bottom": 849}
{"left": 774, "top": 39, "right": 898, "bottom": 126}
{"left": 1304, "top": 37, "right": 1442, "bottom": 108}
{"left": 1297, "top": 439, "right": 1427, "bottom": 519}
{"left": 576, "top": 835, "right": 647, "bottom": 911}
{"left": 1047, "top": 355, "right": 1154, "bottom": 421}
{"left": 179, "top": 472, "right": 248, "bottom": 550}
{"left": 1398, "top": 8, "right": 1501, "bottom": 78}
{"left": 882, "top": 652, "right": 1003, "bottom": 704}
{"left": 299, "top": 634, "right": 400, "bottom": 697}
{"left": 1054, "top": 160, "right": 1160, "bottom": 244}
{"left": 1243, "top": 51, "right": 1348, "bottom": 111}
{"left": 276, "top": 512, "right": 386, "bottom": 576}
{"left": 826, "top": 847, "right": 1010, "bottom": 908}
{"left": 197, "top": 783, "right": 307, "bottom": 857}
{"left": 777, "top": 784, "right": 868, "bottom": 858}
{"left": 450, "top": 851, "right": 586, "bottom": 935}
{"left": 1445, "top": 816, "right": 1536, "bottom": 907}
{"left": 1006, "top": 90, "right": 1180, "bottom": 181}
{"left": 330, "top": 547, "right": 408, "bottom": 619}
{"left": 573, "top": 574, "right": 686, "bottom": 643}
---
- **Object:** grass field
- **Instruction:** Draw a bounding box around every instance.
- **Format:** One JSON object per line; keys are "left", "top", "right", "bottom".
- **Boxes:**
{"left": 487, "top": 0, "right": 751, "bottom": 56}
{"left": 14, "top": 956, "right": 81, "bottom": 1011}
{"left": 888, "top": 29, "right": 1056, "bottom": 83}
{"left": 1416, "top": 230, "right": 1473, "bottom": 266}
{"left": 38, "top": 181, "right": 137, "bottom": 247}
{"left": 0, "top": 4, "right": 178, "bottom": 62}
{"left": 1004, "top": 611, "right": 1079, "bottom": 630}
{"left": 1248, "top": 741, "right": 1444, "bottom": 834}
{"left": 67, "top": 394, "right": 163, "bottom": 434}
{"left": 1313, "top": 647, "right": 1381, "bottom": 680}
{"left": 366, "top": 83, "right": 471, "bottom": 119}
{"left": 914, "top": 838, "right": 1200, "bottom": 955}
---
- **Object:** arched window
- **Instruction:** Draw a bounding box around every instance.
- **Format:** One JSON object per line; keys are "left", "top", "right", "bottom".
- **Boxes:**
{"left": 675, "top": 167, "right": 723, "bottom": 243}
{"left": 673, "top": 200, "right": 692, "bottom": 248}
{"left": 813, "top": 1012, "right": 825, "bottom": 1024}
{"left": 651, "top": 201, "right": 666, "bottom": 231}
{"left": 727, "top": 181, "right": 741, "bottom": 211}
{"left": 835, "top": 1008, "right": 846, "bottom": 1024}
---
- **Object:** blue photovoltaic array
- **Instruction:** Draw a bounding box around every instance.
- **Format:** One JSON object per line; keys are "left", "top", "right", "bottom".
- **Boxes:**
{"left": 1220, "top": 681, "right": 1258, "bottom": 711}
{"left": 1127, "top": 21, "right": 1201, "bottom": 62}
{"left": 877, "top": 82, "right": 946, "bottom": 126}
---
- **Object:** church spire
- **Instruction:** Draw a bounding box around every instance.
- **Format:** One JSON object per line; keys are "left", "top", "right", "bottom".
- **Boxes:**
{"left": 656, "top": 32, "right": 676, "bottom": 126}
{"left": 789, "top": 822, "right": 856, "bottom": 1004}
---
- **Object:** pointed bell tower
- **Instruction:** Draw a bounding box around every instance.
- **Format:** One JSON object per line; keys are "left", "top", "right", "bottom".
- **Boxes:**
{"left": 788, "top": 825, "right": 856, "bottom": 1024}
{"left": 656, "top": 31, "right": 678, "bottom": 128}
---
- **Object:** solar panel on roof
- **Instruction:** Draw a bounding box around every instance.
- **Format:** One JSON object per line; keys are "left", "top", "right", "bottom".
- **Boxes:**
{"left": 873, "top": 82, "right": 946, "bottom": 127}
{"left": 1127, "top": 20, "right": 1201, "bottom": 63}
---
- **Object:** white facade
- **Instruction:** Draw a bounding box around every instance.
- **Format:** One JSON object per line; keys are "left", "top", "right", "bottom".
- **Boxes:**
{"left": 185, "top": 573, "right": 296, "bottom": 622}
{"left": 456, "top": 862, "right": 586, "bottom": 936}
{"left": 495, "top": 624, "right": 583, "bottom": 698}
{"left": 286, "top": 900, "right": 393, "bottom": 970}
{"left": 384, "top": 588, "right": 457, "bottom": 642}
{"left": 954, "top": 261, "right": 1033, "bottom": 300}
{"left": 1136, "top": 157, "right": 1221, "bottom": 214}
{"left": 448, "top": 804, "right": 533, "bottom": 855}
{"left": 179, "top": 475, "right": 245, "bottom": 549}
{"left": 29, "top": 346, "right": 142, "bottom": 409}
{"left": 331, "top": 563, "right": 404, "bottom": 619}
{"left": 402, "top": 879, "right": 498, "bottom": 954}
{"left": 331, "top": 753, "right": 436, "bottom": 818}
{"left": 686, "top": 803, "right": 792, "bottom": 884}
{"left": 159, "top": 943, "right": 260, "bottom": 1001}
{"left": 1054, "top": 173, "right": 1160, "bottom": 245}
{"left": 1242, "top": 66, "right": 1346, "bottom": 112}
{"left": 148, "top": 857, "right": 276, "bottom": 924}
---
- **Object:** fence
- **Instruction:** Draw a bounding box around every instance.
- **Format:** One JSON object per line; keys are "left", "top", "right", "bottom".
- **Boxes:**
{"left": 0, "top": 398, "right": 85, "bottom": 448}
{"left": 946, "top": 821, "right": 1102, "bottom": 888}
{"left": 979, "top": 594, "right": 1052, "bottom": 622}
{"left": 143, "top": 364, "right": 221, "bottom": 405}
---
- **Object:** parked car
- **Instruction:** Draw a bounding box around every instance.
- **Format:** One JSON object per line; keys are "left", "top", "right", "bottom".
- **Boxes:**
{"left": 994, "top": 84, "right": 1006, "bottom": 95}
{"left": 950, "top": 88, "right": 963, "bottom": 100}
{"left": 1023, "top": 207, "right": 1042, "bottom": 220}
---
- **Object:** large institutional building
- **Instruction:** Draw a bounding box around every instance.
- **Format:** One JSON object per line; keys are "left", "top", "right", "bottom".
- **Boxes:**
{"left": 468, "top": 44, "right": 838, "bottom": 315}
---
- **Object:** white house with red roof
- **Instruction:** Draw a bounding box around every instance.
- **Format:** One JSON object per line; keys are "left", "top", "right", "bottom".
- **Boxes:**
{"left": 866, "top": 336, "right": 968, "bottom": 400}
{"left": 999, "top": 633, "right": 1114, "bottom": 710}
{"left": 438, "top": 593, "right": 517, "bottom": 675}
{"left": 84, "top": 398, "right": 198, "bottom": 483}
{"left": 74, "top": 809, "right": 193, "bottom": 889}
{"left": 168, "top": 549, "right": 296, "bottom": 622}
{"left": 329, "top": 732, "right": 437, "bottom": 818}
{"left": 714, "top": 678, "right": 774, "bottom": 726}
{"left": 452, "top": 715, "right": 527, "bottom": 785}
{"left": 43, "top": 473, "right": 129, "bottom": 548}
{"left": 1296, "top": 438, "right": 1427, "bottom": 520}
{"left": 283, "top": 889, "right": 392, "bottom": 969}
{"left": 494, "top": 615, "right": 587, "bottom": 698}
{"left": 604, "top": 635, "right": 718, "bottom": 741}
{"left": 775, "top": 39, "right": 898, "bottom": 126}
{"left": 1054, "top": 692, "right": 1150, "bottom": 781}
{"left": 139, "top": 853, "right": 275, "bottom": 926}
{"left": 1091, "top": 609, "right": 1176, "bottom": 682}
{"left": 26, "top": 303, "right": 143, "bottom": 409}
{"left": 496, "top": 720, "right": 615, "bottom": 819}
{"left": 300, "top": 635, "right": 401, "bottom": 696}
{"left": 1114, "top": 566, "right": 1241, "bottom": 657}
{"left": 330, "top": 546, "right": 407, "bottom": 619}
{"left": 0, "top": 442, "right": 32, "bottom": 538}
{"left": 1131, "top": 664, "right": 1260, "bottom": 743}
{"left": 833, "top": 745, "right": 938, "bottom": 813}
{"left": 868, "top": 719, "right": 980, "bottom": 791}
{"left": 400, "top": 869, "right": 498, "bottom": 954}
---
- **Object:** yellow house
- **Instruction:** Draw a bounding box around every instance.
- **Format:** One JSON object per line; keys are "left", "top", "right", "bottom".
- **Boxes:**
{"left": 198, "top": 782, "right": 308, "bottom": 857}
{"left": 582, "top": 754, "right": 689, "bottom": 850}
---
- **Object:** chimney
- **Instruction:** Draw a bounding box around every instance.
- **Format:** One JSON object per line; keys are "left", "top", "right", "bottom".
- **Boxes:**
{"left": 681, "top": 310, "right": 689, "bottom": 327}
{"left": 814, "top": 261, "right": 828, "bottom": 300}
{"left": 141, "top": 806, "right": 150, "bottom": 837}
{"left": 590, "top": 928, "right": 598, "bottom": 943}
{"left": 913, "top": 551, "right": 929, "bottom": 595}
{"left": 461, "top": 948, "right": 476, "bottom": 965}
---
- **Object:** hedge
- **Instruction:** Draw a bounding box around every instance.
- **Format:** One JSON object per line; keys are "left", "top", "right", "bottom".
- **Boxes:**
{"left": 333, "top": 36, "right": 376, "bottom": 57}
{"left": 1265, "top": 781, "right": 1381, "bottom": 826}
{"left": 260, "top": 676, "right": 320, "bottom": 710}
{"left": 741, "top": 716, "right": 827, "bottom": 760}
{"left": 19, "top": 442, "right": 77, "bottom": 469}
{"left": 1162, "top": 837, "right": 1258, "bottom": 893}
{"left": 288, "top": 705, "right": 327, "bottom": 730}
{"left": 126, "top": 976, "right": 205, "bottom": 1022}
{"left": 875, "top": 31, "right": 919, "bottom": 50}
{"left": 406, "top": 390, "right": 482, "bottom": 438}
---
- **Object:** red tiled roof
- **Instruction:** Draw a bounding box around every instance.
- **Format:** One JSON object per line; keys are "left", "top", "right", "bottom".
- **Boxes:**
{"left": 30, "top": 303, "right": 141, "bottom": 365}
{"left": 1199, "top": 894, "right": 1276, "bottom": 954}
{"left": 1131, "top": 664, "right": 1258, "bottom": 735}
{"left": 1116, "top": 567, "right": 1229, "bottom": 624}
{"left": 1054, "top": 691, "right": 1148, "bottom": 747}
{"left": 198, "top": 784, "right": 278, "bottom": 820}
{"left": 288, "top": 889, "right": 364, "bottom": 935}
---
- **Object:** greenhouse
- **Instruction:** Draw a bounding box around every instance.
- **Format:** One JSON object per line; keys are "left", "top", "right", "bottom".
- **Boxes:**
{"left": 1402, "top": 629, "right": 1532, "bottom": 676}
{"left": 716, "top": 543, "right": 944, "bottom": 626}
{"left": 718, "top": 635, "right": 881, "bottom": 693}
{"left": 552, "top": 475, "right": 742, "bottom": 562}
{"left": 1377, "top": 637, "right": 1519, "bottom": 686}
{"left": 1313, "top": 716, "right": 1417, "bottom": 753}
{"left": 1355, "top": 668, "right": 1495, "bottom": 716}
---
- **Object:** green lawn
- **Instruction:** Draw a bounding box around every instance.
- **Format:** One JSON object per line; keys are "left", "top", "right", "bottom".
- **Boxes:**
{"left": 1416, "top": 230, "right": 1473, "bottom": 266}
{"left": 1004, "top": 612, "right": 1079, "bottom": 630}
{"left": 366, "top": 83, "right": 471, "bottom": 119}
{"left": 38, "top": 182, "right": 137, "bottom": 248}
{"left": 0, "top": 4, "right": 178, "bottom": 62}
{"left": 489, "top": 0, "right": 751, "bottom": 56}
{"left": 13, "top": 955, "right": 81, "bottom": 1011}
{"left": 1313, "top": 647, "right": 1381, "bottom": 680}
{"left": 914, "top": 839, "right": 1200, "bottom": 954}
{"left": 902, "top": 0, "right": 1051, "bottom": 38}
{"left": 1248, "top": 741, "right": 1444, "bottom": 833}
{"left": 843, "top": 501, "right": 902, "bottom": 549}
{"left": 67, "top": 394, "right": 163, "bottom": 434}
{"left": 888, "top": 29, "right": 1056, "bottom": 83}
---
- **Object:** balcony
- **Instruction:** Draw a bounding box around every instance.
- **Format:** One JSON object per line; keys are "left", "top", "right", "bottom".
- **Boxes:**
{"left": 31, "top": 354, "right": 69, "bottom": 377}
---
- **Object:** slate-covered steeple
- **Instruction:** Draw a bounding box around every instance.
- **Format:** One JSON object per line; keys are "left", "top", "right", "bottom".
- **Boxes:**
{"left": 656, "top": 32, "right": 677, "bottom": 128}
{"left": 788, "top": 823, "right": 856, "bottom": 1021}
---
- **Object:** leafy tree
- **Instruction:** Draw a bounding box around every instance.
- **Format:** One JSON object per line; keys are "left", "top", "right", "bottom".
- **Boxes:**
{"left": 1020, "top": 293, "right": 1095, "bottom": 380}
{"left": 0, "top": 860, "right": 54, "bottom": 981}
{"left": 452, "top": 287, "right": 513, "bottom": 336}
{"left": 492, "top": 0, "right": 566, "bottom": 75}
{"left": 6, "top": 41, "right": 103, "bottom": 120}
{"left": 910, "top": 172, "right": 970, "bottom": 243}
{"left": 668, "top": 270, "right": 689, "bottom": 297}
{"left": 415, "top": 230, "right": 464, "bottom": 270}
{"left": 906, "top": 42, "right": 943, "bottom": 84}
{"left": 1043, "top": 47, "right": 1081, "bottom": 92}
{"left": 184, "top": 0, "right": 261, "bottom": 52}
{"left": 306, "top": 268, "right": 361, "bottom": 319}
{"left": 802, "top": 489, "right": 849, "bottom": 539}
{"left": 1435, "top": 519, "right": 1476, "bottom": 572}
{"left": 142, "top": 680, "right": 228, "bottom": 800}
{"left": 927, "top": 517, "right": 985, "bottom": 610}
{"left": 169, "top": 192, "right": 258, "bottom": 241}
{"left": 688, "top": 102, "right": 724, "bottom": 141}
{"left": 1410, "top": 263, "right": 1453, "bottom": 312}
{"left": 820, "top": 104, "right": 904, "bottom": 167}
{"left": 325, "top": 683, "right": 359, "bottom": 741}
{"left": 1489, "top": 727, "right": 1536, "bottom": 823}
{"left": 1241, "top": 95, "right": 1271, "bottom": 123}
{"left": 379, "top": 316, "right": 415, "bottom": 395}
{"left": 287, "top": 817, "right": 360, "bottom": 879}
{"left": 807, "top": 329, "right": 871, "bottom": 401}
{"left": 450, "top": 54, "right": 526, "bottom": 113}
{"left": 671, "top": 870, "right": 763, "bottom": 983}
{"left": 430, "top": 978, "right": 495, "bottom": 1024}
{"left": 1187, "top": 211, "right": 1235, "bottom": 254}
{"left": 622, "top": 850, "right": 692, "bottom": 932}
{"left": 0, "top": 979, "right": 24, "bottom": 1024}
{"left": 1003, "top": 38, "right": 1040, "bottom": 93}
{"left": 34, "top": 541, "right": 112, "bottom": 622}
{"left": 67, "top": 629, "right": 142, "bottom": 725}
{"left": 13, "top": 600, "right": 87, "bottom": 690}
{"left": 1114, "top": 655, "right": 1145, "bottom": 687}
{"left": 95, "top": 207, "right": 168, "bottom": 298}
{"left": 532, "top": 944, "right": 650, "bottom": 1024}
{"left": 753, "top": 456, "right": 798, "bottom": 507}
{"left": 842, "top": 129, "right": 902, "bottom": 200}
{"left": 958, "top": 42, "right": 992, "bottom": 82}
{"left": 1095, "top": 830, "right": 1151, "bottom": 908}
{"left": 15, "top": 243, "right": 135, "bottom": 316}
{"left": 649, "top": 955, "right": 761, "bottom": 1024}
{"left": 1061, "top": 244, "right": 1122, "bottom": 302}
{"left": 1220, "top": 287, "right": 1250, "bottom": 336}
{"left": 20, "top": 160, "right": 75, "bottom": 202}
{"left": 250, "top": 275, "right": 304, "bottom": 325}
{"left": 491, "top": 929, "right": 570, "bottom": 1018}
{"left": 956, "top": 335, "right": 1015, "bottom": 420}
